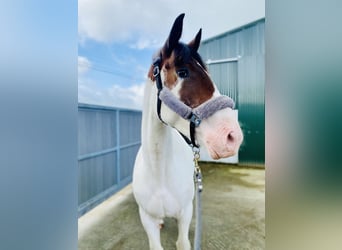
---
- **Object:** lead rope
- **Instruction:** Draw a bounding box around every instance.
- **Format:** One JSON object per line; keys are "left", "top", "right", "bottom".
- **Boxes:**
{"left": 193, "top": 146, "right": 202, "bottom": 250}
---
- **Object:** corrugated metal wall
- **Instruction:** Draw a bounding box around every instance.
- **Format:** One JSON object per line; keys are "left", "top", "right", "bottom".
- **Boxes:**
{"left": 78, "top": 104, "right": 142, "bottom": 216}
{"left": 199, "top": 19, "right": 265, "bottom": 165}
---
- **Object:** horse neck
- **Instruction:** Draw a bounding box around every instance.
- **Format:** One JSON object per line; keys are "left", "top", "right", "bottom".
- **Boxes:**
{"left": 141, "top": 80, "right": 171, "bottom": 167}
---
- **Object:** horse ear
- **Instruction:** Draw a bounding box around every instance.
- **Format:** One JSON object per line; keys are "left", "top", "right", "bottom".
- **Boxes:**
{"left": 188, "top": 28, "right": 202, "bottom": 52}
{"left": 163, "top": 13, "right": 185, "bottom": 57}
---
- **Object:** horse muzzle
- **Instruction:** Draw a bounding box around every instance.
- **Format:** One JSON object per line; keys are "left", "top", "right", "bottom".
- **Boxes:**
{"left": 197, "top": 109, "right": 243, "bottom": 160}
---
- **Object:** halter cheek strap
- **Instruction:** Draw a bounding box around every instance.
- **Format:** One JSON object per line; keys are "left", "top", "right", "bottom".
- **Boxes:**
{"left": 152, "top": 56, "right": 235, "bottom": 148}
{"left": 153, "top": 57, "right": 164, "bottom": 123}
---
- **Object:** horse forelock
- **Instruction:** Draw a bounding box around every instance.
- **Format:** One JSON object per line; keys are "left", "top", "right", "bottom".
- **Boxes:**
{"left": 147, "top": 43, "right": 214, "bottom": 108}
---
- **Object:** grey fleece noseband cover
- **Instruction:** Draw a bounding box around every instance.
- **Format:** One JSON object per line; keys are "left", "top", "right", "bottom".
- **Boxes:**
{"left": 159, "top": 88, "right": 235, "bottom": 124}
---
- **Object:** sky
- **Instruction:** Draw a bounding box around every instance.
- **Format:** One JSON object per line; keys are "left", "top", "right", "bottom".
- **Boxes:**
{"left": 78, "top": 0, "right": 265, "bottom": 110}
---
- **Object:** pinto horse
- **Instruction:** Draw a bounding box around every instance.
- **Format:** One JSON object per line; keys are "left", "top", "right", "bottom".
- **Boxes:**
{"left": 132, "top": 14, "right": 243, "bottom": 250}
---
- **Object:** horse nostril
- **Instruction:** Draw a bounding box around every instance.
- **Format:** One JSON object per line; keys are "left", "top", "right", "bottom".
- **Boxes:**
{"left": 227, "top": 131, "right": 235, "bottom": 143}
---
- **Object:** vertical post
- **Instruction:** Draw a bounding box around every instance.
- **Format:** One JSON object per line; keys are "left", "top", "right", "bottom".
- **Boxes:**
{"left": 116, "top": 109, "right": 121, "bottom": 186}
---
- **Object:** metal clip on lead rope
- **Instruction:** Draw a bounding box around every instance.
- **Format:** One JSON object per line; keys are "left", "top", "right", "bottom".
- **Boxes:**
{"left": 193, "top": 146, "right": 202, "bottom": 250}
{"left": 193, "top": 147, "right": 203, "bottom": 192}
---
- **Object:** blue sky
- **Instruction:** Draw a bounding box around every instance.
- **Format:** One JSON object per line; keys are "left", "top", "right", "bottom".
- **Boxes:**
{"left": 78, "top": 0, "right": 265, "bottom": 110}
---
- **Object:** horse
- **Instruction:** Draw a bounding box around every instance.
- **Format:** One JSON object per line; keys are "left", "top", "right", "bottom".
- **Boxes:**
{"left": 132, "top": 13, "right": 243, "bottom": 250}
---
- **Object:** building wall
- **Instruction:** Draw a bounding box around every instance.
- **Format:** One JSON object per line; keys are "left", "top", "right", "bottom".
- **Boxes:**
{"left": 199, "top": 19, "right": 265, "bottom": 165}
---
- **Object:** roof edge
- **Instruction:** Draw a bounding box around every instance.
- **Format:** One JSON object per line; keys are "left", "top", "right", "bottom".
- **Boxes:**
{"left": 202, "top": 18, "right": 265, "bottom": 44}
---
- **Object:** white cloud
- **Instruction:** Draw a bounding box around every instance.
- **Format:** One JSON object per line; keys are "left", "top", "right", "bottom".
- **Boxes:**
{"left": 129, "top": 37, "right": 160, "bottom": 50}
{"left": 77, "top": 54, "right": 149, "bottom": 110}
{"left": 79, "top": 0, "right": 265, "bottom": 46}
{"left": 78, "top": 0, "right": 167, "bottom": 44}
{"left": 78, "top": 79, "right": 145, "bottom": 110}
{"left": 78, "top": 56, "right": 91, "bottom": 75}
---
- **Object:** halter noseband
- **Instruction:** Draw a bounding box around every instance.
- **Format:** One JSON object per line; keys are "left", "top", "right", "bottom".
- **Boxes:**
{"left": 152, "top": 56, "right": 235, "bottom": 148}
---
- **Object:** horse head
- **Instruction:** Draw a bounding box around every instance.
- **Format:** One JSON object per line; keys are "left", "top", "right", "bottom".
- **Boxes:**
{"left": 148, "top": 13, "right": 243, "bottom": 159}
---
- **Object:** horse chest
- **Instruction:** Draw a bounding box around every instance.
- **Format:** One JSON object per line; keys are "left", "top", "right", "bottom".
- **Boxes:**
{"left": 133, "top": 150, "right": 194, "bottom": 218}
{"left": 146, "top": 186, "right": 183, "bottom": 218}
{"left": 145, "top": 168, "right": 193, "bottom": 218}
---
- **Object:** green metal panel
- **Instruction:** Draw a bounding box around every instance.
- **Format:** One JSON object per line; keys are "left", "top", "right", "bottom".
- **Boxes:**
{"left": 238, "top": 103, "right": 265, "bottom": 164}
{"left": 208, "top": 62, "right": 238, "bottom": 108}
{"left": 238, "top": 55, "right": 265, "bottom": 164}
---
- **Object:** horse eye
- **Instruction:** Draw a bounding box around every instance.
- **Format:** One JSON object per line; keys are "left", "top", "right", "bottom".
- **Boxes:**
{"left": 176, "top": 68, "right": 189, "bottom": 78}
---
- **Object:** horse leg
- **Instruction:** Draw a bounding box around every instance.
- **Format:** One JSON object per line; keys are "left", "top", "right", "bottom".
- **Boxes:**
{"left": 139, "top": 206, "right": 164, "bottom": 250}
{"left": 176, "top": 202, "right": 192, "bottom": 250}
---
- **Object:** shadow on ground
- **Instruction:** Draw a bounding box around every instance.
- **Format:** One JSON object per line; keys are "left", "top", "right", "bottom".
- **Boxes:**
{"left": 78, "top": 163, "right": 265, "bottom": 250}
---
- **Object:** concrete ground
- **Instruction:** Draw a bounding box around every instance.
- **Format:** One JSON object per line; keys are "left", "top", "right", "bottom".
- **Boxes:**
{"left": 78, "top": 163, "right": 265, "bottom": 250}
